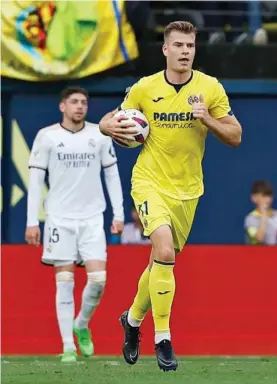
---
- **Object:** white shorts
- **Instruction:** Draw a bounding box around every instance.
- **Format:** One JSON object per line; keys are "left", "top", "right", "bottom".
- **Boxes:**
{"left": 42, "top": 214, "right": 107, "bottom": 266}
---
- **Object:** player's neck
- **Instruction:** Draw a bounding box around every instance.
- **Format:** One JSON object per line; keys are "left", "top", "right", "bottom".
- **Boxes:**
{"left": 61, "top": 119, "right": 85, "bottom": 132}
{"left": 165, "top": 69, "right": 192, "bottom": 84}
{"left": 256, "top": 207, "right": 273, "bottom": 215}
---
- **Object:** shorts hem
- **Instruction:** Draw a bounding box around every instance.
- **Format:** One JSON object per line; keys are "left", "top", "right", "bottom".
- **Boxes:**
{"left": 41, "top": 258, "right": 106, "bottom": 267}
{"left": 41, "top": 259, "right": 76, "bottom": 267}
{"left": 41, "top": 260, "right": 54, "bottom": 267}
{"left": 143, "top": 218, "right": 172, "bottom": 237}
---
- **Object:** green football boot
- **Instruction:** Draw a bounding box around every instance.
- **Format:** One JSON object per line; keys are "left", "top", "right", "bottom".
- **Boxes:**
{"left": 73, "top": 321, "right": 94, "bottom": 357}
{"left": 60, "top": 350, "right": 77, "bottom": 363}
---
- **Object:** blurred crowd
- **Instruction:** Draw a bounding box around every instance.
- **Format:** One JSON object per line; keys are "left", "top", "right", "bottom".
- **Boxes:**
{"left": 2, "top": 0, "right": 276, "bottom": 82}
{"left": 130, "top": 1, "right": 277, "bottom": 44}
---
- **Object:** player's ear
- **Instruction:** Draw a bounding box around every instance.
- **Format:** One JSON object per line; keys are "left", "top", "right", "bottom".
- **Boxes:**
{"left": 162, "top": 43, "right": 168, "bottom": 57}
{"left": 59, "top": 102, "right": 65, "bottom": 113}
{"left": 251, "top": 194, "right": 257, "bottom": 204}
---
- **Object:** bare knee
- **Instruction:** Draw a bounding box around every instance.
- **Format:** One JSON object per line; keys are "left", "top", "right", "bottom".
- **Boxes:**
{"left": 150, "top": 241, "right": 175, "bottom": 264}
{"left": 153, "top": 246, "right": 175, "bottom": 262}
{"left": 85, "top": 260, "right": 106, "bottom": 273}
{"left": 150, "top": 225, "right": 175, "bottom": 263}
{"left": 55, "top": 264, "right": 74, "bottom": 274}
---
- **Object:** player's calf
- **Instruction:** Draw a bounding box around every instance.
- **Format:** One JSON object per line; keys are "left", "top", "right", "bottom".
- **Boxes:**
{"left": 149, "top": 226, "right": 176, "bottom": 363}
{"left": 74, "top": 270, "right": 106, "bottom": 357}
{"left": 55, "top": 271, "right": 76, "bottom": 354}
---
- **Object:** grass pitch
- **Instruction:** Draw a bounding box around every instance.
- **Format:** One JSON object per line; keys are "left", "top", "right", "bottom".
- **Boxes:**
{"left": 2, "top": 356, "right": 277, "bottom": 384}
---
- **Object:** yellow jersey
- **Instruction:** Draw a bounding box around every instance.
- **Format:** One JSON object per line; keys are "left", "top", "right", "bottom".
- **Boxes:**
{"left": 120, "top": 70, "right": 231, "bottom": 200}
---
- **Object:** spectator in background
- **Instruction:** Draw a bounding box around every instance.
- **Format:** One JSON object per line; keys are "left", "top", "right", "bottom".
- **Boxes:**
{"left": 203, "top": 1, "right": 268, "bottom": 45}
{"left": 244, "top": 180, "right": 277, "bottom": 245}
{"left": 110, "top": 204, "right": 151, "bottom": 245}
{"left": 125, "top": 1, "right": 151, "bottom": 41}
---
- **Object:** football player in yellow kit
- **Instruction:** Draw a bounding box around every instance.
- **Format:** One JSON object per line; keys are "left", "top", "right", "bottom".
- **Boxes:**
{"left": 99, "top": 21, "right": 242, "bottom": 371}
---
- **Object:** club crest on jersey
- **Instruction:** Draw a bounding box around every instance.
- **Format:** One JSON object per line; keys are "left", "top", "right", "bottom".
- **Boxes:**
{"left": 88, "top": 139, "right": 96, "bottom": 147}
{"left": 188, "top": 95, "right": 199, "bottom": 105}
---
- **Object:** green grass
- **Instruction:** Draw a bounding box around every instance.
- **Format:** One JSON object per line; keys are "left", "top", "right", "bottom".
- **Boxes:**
{"left": 2, "top": 356, "right": 277, "bottom": 384}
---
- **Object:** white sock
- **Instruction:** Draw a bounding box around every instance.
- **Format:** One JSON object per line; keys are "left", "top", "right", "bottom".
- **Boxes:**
{"left": 127, "top": 311, "right": 142, "bottom": 327}
{"left": 75, "top": 271, "right": 106, "bottom": 329}
{"left": 55, "top": 272, "right": 76, "bottom": 352}
{"left": 155, "top": 332, "right": 171, "bottom": 344}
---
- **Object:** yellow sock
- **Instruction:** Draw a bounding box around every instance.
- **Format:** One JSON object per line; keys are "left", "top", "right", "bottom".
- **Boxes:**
{"left": 149, "top": 260, "right": 175, "bottom": 333}
{"left": 130, "top": 267, "right": 151, "bottom": 322}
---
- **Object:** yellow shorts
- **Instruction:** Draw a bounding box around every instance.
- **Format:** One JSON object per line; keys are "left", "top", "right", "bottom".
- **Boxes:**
{"left": 131, "top": 187, "right": 199, "bottom": 251}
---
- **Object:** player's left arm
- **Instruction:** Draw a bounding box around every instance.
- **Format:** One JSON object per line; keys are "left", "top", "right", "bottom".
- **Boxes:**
{"left": 100, "top": 136, "right": 124, "bottom": 235}
{"left": 192, "top": 82, "right": 242, "bottom": 147}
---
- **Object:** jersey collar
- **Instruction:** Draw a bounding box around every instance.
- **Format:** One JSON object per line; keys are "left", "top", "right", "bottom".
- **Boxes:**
{"left": 60, "top": 122, "right": 86, "bottom": 134}
{"left": 253, "top": 208, "right": 275, "bottom": 217}
{"left": 164, "top": 70, "right": 193, "bottom": 89}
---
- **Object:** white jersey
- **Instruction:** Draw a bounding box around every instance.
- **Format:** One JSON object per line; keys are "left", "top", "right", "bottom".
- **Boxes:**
{"left": 29, "top": 122, "right": 117, "bottom": 219}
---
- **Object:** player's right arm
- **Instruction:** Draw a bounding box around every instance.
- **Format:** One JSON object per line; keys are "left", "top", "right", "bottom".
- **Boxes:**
{"left": 25, "top": 130, "right": 50, "bottom": 246}
{"left": 99, "top": 81, "right": 142, "bottom": 142}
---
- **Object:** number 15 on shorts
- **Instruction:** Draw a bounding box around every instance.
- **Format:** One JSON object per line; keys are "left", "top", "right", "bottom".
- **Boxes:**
{"left": 49, "top": 227, "right": 60, "bottom": 243}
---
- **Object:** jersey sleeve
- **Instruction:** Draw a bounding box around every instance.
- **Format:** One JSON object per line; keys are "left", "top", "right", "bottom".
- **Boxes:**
{"left": 29, "top": 130, "right": 51, "bottom": 170}
{"left": 120, "top": 81, "right": 143, "bottom": 110}
{"left": 100, "top": 136, "right": 118, "bottom": 168}
{"left": 209, "top": 81, "right": 232, "bottom": 119}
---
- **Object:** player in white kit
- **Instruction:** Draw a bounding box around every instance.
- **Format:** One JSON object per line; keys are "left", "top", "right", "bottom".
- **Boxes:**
{"left": 25, "top": 87, "right": 124, "bottom": 362}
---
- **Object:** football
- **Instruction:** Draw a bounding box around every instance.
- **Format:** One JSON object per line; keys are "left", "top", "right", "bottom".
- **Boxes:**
{"left": 113, "top": 109, "right": 149, "bottom": 148}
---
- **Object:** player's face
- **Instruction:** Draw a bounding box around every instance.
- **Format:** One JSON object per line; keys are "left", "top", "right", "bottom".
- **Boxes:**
{"left": 251, "top": 193, "right": 273, "bottom": 209}
{"left": 163, "top": 31, "right": 196, "bottom": 73}
{"left": 60, "top": 93, "right": 88, "bottom": 123}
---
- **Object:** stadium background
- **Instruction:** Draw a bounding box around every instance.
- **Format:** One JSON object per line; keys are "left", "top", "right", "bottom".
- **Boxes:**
{"left": 1, "top": 0, "right": 277, "bottom": 358}
{"left": 1, "top": 90, "right": 277, "bottom": 244}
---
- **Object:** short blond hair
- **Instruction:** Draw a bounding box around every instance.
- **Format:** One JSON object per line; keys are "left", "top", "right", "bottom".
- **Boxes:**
{"left": 164, "top": 21, "right": 197, "bottom": 41}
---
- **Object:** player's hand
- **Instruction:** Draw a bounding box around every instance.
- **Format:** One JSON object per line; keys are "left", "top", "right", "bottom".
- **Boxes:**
{"left": 25, "top": 226, "right": 41, "bottom": 246}
{"left": 111, "top": 220, "right": 124, "bottom": 235}
{"left": 100, "top": 115, "right": 139, "bottom": 143}
{"left": 259, "top": 200, "right": 269, "bottom": 218}
{"left": 192, "top": 94, "right": 211, "bottom": 125}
